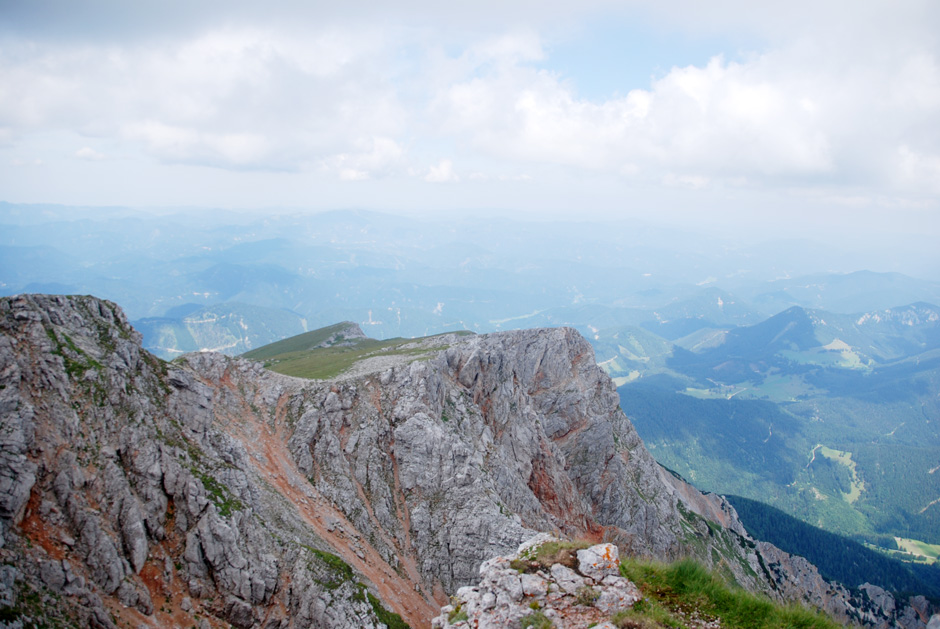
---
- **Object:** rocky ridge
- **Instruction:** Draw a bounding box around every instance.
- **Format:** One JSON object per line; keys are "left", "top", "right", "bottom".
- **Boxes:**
{"left": 0, "top": 294, "right": 935, "bottom": 628}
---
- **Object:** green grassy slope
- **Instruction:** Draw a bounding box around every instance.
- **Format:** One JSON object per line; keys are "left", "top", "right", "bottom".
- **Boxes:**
{"left": 242, "top": 321, "right": 361, "bottom": 360}
{"left": 617, "top": 557, "right": 841, "bottom": 629}
{"left": 243, "top": 325, "right": 471, "bottom": 380}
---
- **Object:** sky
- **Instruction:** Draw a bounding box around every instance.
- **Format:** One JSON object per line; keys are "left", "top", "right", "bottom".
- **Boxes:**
{"left": 1, "top": 0, "right": 939, "bottom": 244}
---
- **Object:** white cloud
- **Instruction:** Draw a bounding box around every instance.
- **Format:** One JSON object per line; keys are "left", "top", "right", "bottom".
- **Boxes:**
{"left": 0, "top": 27, "right": 404, "bottom": 171}
{"left": 425, "top": 159, "right": 459, "bottom": 182}
{"left": 430, "top": 37, "right": 940, "bottom": 195}
{"left": 325, "top": 136, "right": 405, "bottom": 180}
{"left": 9, "top": 158, "right": 43, "bottom": 167}
{"left": 75, "top": 146, "right": 105, "bottom": 160}
{"left": 663, "top": 173, "right": 710, "bottom": 190}
{"left": 896, "top": 146, "right": 940, "bottom": 194}
{"left": 0, "top": 1, "right": 938, "bottom": 209}
{"left": 468, "top": 171, "right": 531, "bottom": 182}
{"left": 469, "top": 32, "right": 544, "bottom": 64}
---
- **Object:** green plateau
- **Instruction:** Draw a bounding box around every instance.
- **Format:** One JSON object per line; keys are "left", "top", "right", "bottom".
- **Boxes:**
{"left": 242, "top": 322, "right": 472, "bottom": 380}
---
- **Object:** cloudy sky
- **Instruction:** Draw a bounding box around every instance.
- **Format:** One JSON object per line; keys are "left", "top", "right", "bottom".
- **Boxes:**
{"left": 1, "top": 0, "right": 938, "bottom": 241}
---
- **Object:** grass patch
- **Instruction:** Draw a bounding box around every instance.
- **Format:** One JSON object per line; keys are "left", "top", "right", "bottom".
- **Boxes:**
{"left": 611, "top": 597, "right": 682, "bottom": 628}
{"left": 194, "top": 469, "right": 243, "bottom": 517}
{"left": 512, "top": 539, "right": 592, "bottom": 573}
{"left": 814, "top": 445, "right": 865, "bottom": 504}
{"left": 620, "top": 557, "right": 840, "bottom": 629}
{"left": 894, "top": 537, "right": 940, "bottom": 564}
{"left": 519, "top": 610, "right": 553, "bottom": 628}
{"left": 309, "top": 548, "right": 355, "bottom": 588}
{"left": 367, "top": 592, "right": 409, "bottom": 629}
{"left": 448, "top": 603, "right": 469, "bottom": 623}
{"left": 242, "top": 322, "right": 363, "bottom": 360}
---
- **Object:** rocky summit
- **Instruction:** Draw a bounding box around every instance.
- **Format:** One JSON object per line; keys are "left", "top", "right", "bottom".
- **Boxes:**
{"left": 0, "top": 294, "right": 935, "bottom": 628}
{"left": 432, "top": 534, "right": 642, "bottom": 629}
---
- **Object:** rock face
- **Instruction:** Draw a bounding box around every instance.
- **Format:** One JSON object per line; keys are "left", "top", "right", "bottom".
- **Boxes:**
{"left": 0, "top": 294, "right": 933, "bottom": 628}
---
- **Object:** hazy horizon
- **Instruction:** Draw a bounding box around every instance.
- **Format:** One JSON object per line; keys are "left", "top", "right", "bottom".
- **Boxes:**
{"left": 1, "top": 0, "right": 938, "bottom": 263}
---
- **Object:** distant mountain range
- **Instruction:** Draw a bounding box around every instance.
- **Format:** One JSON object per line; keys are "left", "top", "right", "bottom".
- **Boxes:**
{"left": 4, "top": 206, "right": 940, "bottom": 348}
{"left": 605, "top": 301, "right": 940, "bottom": 553}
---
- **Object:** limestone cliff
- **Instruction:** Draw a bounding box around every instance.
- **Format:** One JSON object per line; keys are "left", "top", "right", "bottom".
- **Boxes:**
{"left": 0, "top": 294, "right": 932, "bottom": 628}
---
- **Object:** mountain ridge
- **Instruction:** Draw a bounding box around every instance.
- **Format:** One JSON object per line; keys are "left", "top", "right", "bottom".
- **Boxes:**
{"left": 0, "top": 294, "right": 934, "bottom": 627}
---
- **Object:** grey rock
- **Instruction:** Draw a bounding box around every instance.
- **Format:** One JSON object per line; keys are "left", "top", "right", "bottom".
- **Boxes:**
{"left": 0, "top": 565, "right": 17, "bottom": 606}
{"left": 862, "top": 583, "right": 897, "bottom": 615}
{"left": 577, "top": 544, "right": 620, "bottom": 581}
{"left": 40, "top": 560, "right": 66, "bottom": 593}
{"left": 594, "top": 576, "right": 641, "bottom": 614}
{"left": 434, "top": 535, "right": 640, "bottom": 627}
{"left": 520, "top": 572, "right": 549, "bottom": 598}
{"left": 550, "top": 563, "right": 586, "bottom": 596}
{"left": 224, "top": 595, "right": 254, "bottom": 629}
{"left": 117, "top": 580, "right": 153, "bottom": 615}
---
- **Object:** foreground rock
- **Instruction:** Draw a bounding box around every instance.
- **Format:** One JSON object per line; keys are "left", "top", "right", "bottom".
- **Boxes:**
{"left": 433, "top": 535, "right": 640, "bottom": 629}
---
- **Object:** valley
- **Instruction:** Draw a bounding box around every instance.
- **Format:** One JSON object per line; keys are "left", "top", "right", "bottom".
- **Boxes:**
{"left": 604, "top": 303, "right": 940, "bottom": 566}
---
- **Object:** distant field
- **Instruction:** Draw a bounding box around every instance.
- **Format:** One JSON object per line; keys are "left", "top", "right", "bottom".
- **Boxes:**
{"left": 814, "top": 445, "right": 865, "bottom": 504}
{"left": 895, "top": 537, "right": 940, "bottom": 564}
{"left": 683, "top": 384, "right": 747, "bottom": 400}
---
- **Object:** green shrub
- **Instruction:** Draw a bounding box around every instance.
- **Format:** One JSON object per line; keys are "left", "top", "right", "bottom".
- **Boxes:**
{"left": 517, "top": 539, "right": 591, "bottom": 572}
{"left": 519, "top": 610, "right": 553, "bottom": 629}
{"left": 448, "top": 604, "right": 468, "bottom": 623}
{"left": 575, "top": 585, "right": 599, "bottom": 606}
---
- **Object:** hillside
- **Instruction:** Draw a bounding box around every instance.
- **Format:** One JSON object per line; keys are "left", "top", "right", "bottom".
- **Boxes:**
{"left": 433, "top": 535, "right": 842, "bottom": 629}
{"left": 134, "top": 302, "right": 310, "bottom": 359}
{"left": 1, "top": 294, "right": 931, "bottom": 627}
{"left": 612, "top": 302, "right": 940, "bottom": 557}
{"left": 243, "top": 323, "right": 471, "bottom": 380}
{"left": 726, "top": 495, "right": 940, "bottom": 599}
{"left": 241, "top": 320, "right": 367, "bottom": 359}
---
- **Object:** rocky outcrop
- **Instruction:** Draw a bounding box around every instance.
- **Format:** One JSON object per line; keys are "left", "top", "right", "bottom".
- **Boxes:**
{"left": 314, "top": 321, "right": 367, "bottom": 348}
{"left": 432, "top": 534, "right": 640, "bottom": 629}
{"left": 0, "top": 294, "right": 934, "bottom": 628}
